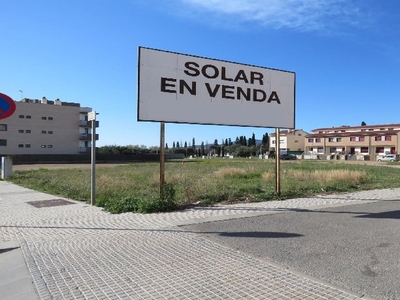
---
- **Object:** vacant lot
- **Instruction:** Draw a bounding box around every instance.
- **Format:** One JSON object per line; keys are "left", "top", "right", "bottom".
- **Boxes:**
{"left": 8, "top": 159, "right": 400, "bottom": 213}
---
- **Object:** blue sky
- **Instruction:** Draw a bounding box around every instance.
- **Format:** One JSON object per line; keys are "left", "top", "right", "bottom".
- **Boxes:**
{"left": 1, "top": 0, "right": 399, "bottom": 147}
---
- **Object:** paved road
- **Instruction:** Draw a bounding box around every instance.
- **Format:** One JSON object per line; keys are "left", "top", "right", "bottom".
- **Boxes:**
{"left": 2, "top": 180, "right": 399, "bottom": 299}
{"left": 182, "top": 198, "right": 400, "bottom": 300}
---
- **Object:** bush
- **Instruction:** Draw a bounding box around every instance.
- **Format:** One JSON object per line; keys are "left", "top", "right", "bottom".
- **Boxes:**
{"left": 97, "top": 182, "right": 177, "bottom": 214}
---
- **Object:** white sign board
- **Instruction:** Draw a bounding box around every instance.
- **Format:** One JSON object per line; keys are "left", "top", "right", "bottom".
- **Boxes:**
{"left": 138, "top": 47, "right": 295, "bottom": 128}
{"left": 88, "top": 111, "right": 97, "bottom": 121}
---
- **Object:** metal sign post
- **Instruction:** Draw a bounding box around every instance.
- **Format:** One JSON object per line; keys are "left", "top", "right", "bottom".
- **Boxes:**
{"left": 88, "top": 111, "right": 98, "bottom": 205}
{"left": 275, "top": 128, "right": 281, "bottom": 194}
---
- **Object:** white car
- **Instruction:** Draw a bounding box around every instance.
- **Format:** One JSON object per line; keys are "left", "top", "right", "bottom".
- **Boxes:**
{"left": 377, "top": 154, "right": 399, "bottom": 162}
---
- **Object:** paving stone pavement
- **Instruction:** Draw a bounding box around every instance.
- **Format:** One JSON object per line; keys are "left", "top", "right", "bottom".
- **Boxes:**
{"left": 1, "top": 180, "right": 394, "bottom": 299}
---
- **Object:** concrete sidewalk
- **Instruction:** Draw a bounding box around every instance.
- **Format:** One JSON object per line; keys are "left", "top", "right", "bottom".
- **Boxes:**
{"left": 1, "top": 180, "right": 392, "bottom": 299}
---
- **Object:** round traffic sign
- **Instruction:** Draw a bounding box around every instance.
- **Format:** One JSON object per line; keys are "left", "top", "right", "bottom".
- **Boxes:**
{"left": 0, "top": 93, "right": 16, "bottom": 120}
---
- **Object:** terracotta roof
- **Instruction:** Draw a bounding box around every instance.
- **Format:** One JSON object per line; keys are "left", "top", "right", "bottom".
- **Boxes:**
{"left": 311, "top": 123, "right": 400, "bottom": 132}
{"left": 305, "top": 129, "right": 400, "bottom": 138}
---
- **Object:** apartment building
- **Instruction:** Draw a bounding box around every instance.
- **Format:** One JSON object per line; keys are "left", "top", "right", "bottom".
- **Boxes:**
{"left": 269, "top": 129, "right": 308, "bottom": 154}
{"left": 0, "top": 97, "right": 98, "bottom": 155}
{"left": 305, "top": 124, "right": 400, "bottom": 158}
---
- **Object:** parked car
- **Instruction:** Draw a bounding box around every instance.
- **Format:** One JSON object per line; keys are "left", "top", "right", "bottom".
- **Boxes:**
{"left": 377, "top": 154, "right": 399, "bottom": 162}
{"left": 280, "top": 154, "right": 297, "bottom": 160}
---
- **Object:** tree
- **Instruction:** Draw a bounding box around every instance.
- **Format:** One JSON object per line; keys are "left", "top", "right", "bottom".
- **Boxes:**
{"left": 165, "top": 143, "right": 168, "bottom": 149}
{"left": 214, "top": 139, "right": 218, "bottom": 146}
{"left": 173, "top": 141, "right": 176, "bottom": 148}
{"left": 176, "top": 141, "right": 180, "bottom": 148}
{"left": 361, "top": 121, "right": 366, "bottom": 126}
{"left": 262, "top": 133, "right": 269, "bottom": 150}
{"left": 184, "top": 141, "right": 187, "bottom": 148}
{"left": 192, "top": 137, "right": 195, "bottom": 148}
{"left": 251, "top": 133, "right": 256, "bottom": 146}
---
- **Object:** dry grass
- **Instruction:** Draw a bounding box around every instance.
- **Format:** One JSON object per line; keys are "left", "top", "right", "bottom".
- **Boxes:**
{"left": 214, "top": 167, "right": 247, "bottom": 177}
{"left": 262, "top": 169, "right": 368, "bottom": 185}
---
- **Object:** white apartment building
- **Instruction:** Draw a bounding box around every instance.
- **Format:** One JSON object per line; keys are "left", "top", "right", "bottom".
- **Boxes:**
{"left": 0, "top": 97, "right": 98, "bottom": 155}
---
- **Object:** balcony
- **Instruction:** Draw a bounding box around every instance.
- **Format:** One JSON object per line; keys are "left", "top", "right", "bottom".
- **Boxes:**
{"left": 79, "top": 133, "right": 99, "bottom": 141}
{"left": 79, "top": 120, "right": 99, "bottom": 127}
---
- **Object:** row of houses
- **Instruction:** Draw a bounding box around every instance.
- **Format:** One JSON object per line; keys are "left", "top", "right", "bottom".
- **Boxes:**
{"left": 270, "top": 124, "right": 400, "bottom": 160}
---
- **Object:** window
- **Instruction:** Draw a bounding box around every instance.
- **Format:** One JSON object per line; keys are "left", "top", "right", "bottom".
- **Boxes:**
{"left": 18, "top": 129, "right": 24, "bottom": 133}
{"left": 385, "top": 136, "right": 392, "bottom": 141}
{"left": 25, "top": 144, "right": 31, "bottom": 148}
{"left": 0, "top": 139, "right": 7, "bottom": 146}
{"left": 315, "top": 138, "right": 321, "bottom": 142}
{"left": 19, "top": 115, "right": 24, "bottom": 118}
{"left": 359, "top": 137, "right": 365, "bottom": 142}
{"left": 0, "top": 124, "right": 7, "bottom": 131}
{"left": 18, "top": 144, "right": 24, "bottom": 148}
{"left": 329, "top": 138, "right": 342, "bottom": 143}
{"left": 375, "top": 136, "right": 382, "bottom": 141}
{"left": 26, "top": 115, "right": 31, "bottom": 119}
{"left": 376, "top": 147, "right": 384, "bottom": 153}
{"left": 48, "top": 145, "right": 53, "bottom": 148}
{"left": 294, "top": 140, "right": 298, "bottom": 143}
{"left": 317, "top": 147, "right": 324, "bottom": 153}
{"left": 308, "top": 138, "right": 313, "bottom": 143}
{"left": 350, "top": 137, "right": 356, "bottom": 142}
{"left": 26, "top": 130, "right": 31, "bottom": 133}
{"left": 48, "top": 117, "right": 53, "bottom": 120}
{"left": 48, "top": 131, "right": 53, "bottom": 134}
{"left": 41, "top": 145, "right": 46, "bottom": 148}
{"left": 41, "top": 130, "right": 46, "bottom": 134}
{"left": 42, "top": 117, "right": 47, "bottom": 120}
{"left": 361, "top": 147, "right": 368, "bottom": 153}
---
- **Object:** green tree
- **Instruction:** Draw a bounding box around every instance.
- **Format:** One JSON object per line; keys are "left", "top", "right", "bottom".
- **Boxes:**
{"left": 251, "top": 133, "right": 256, "bottom": 146}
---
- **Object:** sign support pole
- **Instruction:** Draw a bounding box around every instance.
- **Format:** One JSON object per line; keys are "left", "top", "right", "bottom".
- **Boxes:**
{"left": 88, "top": 111, "right": 98, "bottom": 206}
{"left": 275, "top": 128, "right": 281, "bottom": 194}
{"left": 160, "top": 122, "right": 165, "bottom": 198}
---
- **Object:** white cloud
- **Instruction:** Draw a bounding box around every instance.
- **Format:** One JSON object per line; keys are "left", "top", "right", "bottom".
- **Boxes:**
{"left": 178, "top": 0, "right": 369, "bottom": 32}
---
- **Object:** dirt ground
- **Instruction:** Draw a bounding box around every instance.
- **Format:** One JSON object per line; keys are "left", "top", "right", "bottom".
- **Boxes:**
{"left": 12, "top": 163, "right": 129, "bottom": 171}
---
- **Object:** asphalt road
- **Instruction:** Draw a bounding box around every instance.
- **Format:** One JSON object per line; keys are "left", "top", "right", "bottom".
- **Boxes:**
{"left": 181, "top": 200, "right": 400, "bottom": 300}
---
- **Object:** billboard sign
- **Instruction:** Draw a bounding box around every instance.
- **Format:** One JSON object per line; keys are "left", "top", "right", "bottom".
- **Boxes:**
{"left": 138, "top": 47, "right": 295, "bottom": 128}
{"left": 0, "top": 93, "right": 16, "bottom": 120}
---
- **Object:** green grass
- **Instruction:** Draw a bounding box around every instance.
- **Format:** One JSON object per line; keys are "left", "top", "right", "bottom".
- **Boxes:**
{"left": 6, "top": 159, "right": 400, "bottom": 213}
